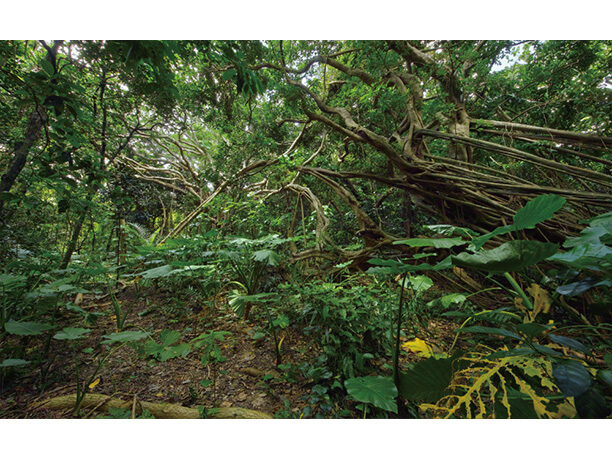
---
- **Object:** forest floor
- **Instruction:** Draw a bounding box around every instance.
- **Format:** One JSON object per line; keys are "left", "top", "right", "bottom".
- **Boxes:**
{"left": 0, "top": 283, "right": 465, "bottom": 419}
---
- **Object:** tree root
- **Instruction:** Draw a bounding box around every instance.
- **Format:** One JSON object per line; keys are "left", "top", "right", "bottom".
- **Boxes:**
{"left": 31, "top": 394, "right": 273, "bottom": 419}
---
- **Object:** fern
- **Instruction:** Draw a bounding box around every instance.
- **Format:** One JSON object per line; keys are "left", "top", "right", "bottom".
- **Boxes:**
{"left": 125, "top": 222, "right": 157, "bottom": 245}
{"left": 420, "top": 349, "right": 577, "bottom": 419}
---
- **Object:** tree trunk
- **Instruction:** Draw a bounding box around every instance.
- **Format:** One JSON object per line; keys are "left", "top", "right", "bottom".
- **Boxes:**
{"left": 32, "top": 393, "right": 273, "bottom": 419}
{"left": 59, "top": 211, "right": 87, "bottom": 270}
{"left": 0, "top": 108, "right": 46, "bottom": 215}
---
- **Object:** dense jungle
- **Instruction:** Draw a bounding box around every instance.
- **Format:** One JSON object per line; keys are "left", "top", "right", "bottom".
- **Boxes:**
{"left": 1, "top": 40, "right": 612, "bottom": 420}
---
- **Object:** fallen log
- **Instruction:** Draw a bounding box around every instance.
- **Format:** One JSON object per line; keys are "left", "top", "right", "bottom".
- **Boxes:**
{"left": 32, "top": 394, "right": 273, "bottom": 419}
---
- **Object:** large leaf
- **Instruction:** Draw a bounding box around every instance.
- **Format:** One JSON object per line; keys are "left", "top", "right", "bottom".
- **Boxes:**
{"left": 548, "top": 243, "right": 612, "bottom": 271}
{"left": 344, "top": 376, "right": 398, "bottom": 413}
{"left": 513, "top": 194, "right": 566, "bottom": 231}
{"left": 366, "top": 256, "right": 452, "bottom": 275}
{"left": 548, "top": 334, "right": 589, "bottom": 354}
{"left": 159, "top": 343, "right": 191, "bottom": 361}
{"left": 228, "top": 292, "right": 277, "bottom": 316}
{"left": 252, "top": 249, "right": 281, "bottom": 266}
{"left": 552, "top": 360, "right": 591, "bottom": 397}
{"left": 101, "top": 331, "right": 150, "bottom": 345}
{"left": 452, "top": 240, "right": 559, "bottom": 273}
{"left": 471, "top": 225, "right": 514, "bottom": 251}
{"left": 0, "top": 273, "right": 27, "bottom": 289}
{"left": 144, "top": 330, "right": 190, "bottom": 361}
{"left": 4, "top": 320, "right": 54, "bottom": 336}
{"left": 471, "top": 194, "right": 565, "bottom": 250}
{"left": 398, "top": 355, "right": 457, "bottom": 403}
{"left": 53, "top": 327, "right": 91, "bottom": 340}
{"left": 515, "top": 323, "right": 551, "bottom": 338}
{"left": 138, "top": 264, "right": 174, "bottom": 279}
{"left": 159, "top": 330, "right": 182, "bottom": 346}
{"left": 457, "top": 325, "right": 522, "bottom": 340}
{"left": 564, "top": 225, "right": 610, "bottom": 248}
{"left": 556, "top": 278, "right": 611, "bottom": 297}
{"left": 393, "top": 237, "right": 468, "bottom": 249}
{"left": 427, "top": 293, "right": 467, "bottom": 309}
{"left": 400, "top": 275, "right": 433, "bottom": 294}
{"left": 574, "top": 387, "right": 611, "bottom": 419}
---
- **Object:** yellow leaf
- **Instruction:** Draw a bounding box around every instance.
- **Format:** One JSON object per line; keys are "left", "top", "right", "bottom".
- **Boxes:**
{"left": 402, "top": 338, "right": 434, "bottom": 357}
{"left": 514, "top": 297, "right": 527, "bottom": 316}
{"left": 554, "top": 399, "right": 577, "bottom": 419}
{"left": 527, "top": 283, "right": 551, "bottom": 320}
{"left": 88, "top": 377, "right": 101, "bottom": 389}
{"left": 156, "top": 392, "right": 163, "bottom": 397}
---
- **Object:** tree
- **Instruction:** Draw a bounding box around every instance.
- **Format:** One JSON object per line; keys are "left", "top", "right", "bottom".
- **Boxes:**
{"left": 2, "top": 40, "right": 611, "bottom": 268}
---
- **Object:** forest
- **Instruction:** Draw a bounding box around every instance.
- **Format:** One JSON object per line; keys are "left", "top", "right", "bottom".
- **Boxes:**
{"left": 1, "top": 40, "right": 611, "bottom": 420}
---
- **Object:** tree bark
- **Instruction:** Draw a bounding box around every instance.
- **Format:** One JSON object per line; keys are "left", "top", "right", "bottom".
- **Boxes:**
{"left": 59, "top": 212, "right": 87, "bottom": 270}
{"left": 0, "top": 108, "right": 46, "bottom": 214}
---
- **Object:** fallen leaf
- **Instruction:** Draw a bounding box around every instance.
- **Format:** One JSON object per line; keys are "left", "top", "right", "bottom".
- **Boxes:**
{"left": 402, "top": 338, "right": 434, "bottom": 357}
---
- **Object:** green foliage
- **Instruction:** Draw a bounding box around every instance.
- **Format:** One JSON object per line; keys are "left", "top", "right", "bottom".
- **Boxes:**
{"left": 452, "top": 240, "right": 560, "bottom": 274}
{"left": 192, "top": 330, "right": 232, "bottom": 365}
{"left": 4, "top": 320, "right": 54, "bottom": 336}
{"left": 398, "top": 354, "right": 462, "bottom": 404}
{"left": 345, "top": 375, "right": 398, "bottom": 414}
{"left": 280, "top": 279, "right": 395, "bottom": 380}
{"left": 53, "top": 327, "right": 92, "bottom": 340}
{"left": 1, "top": 40, "right": 611, "bottom": 419}
{"left": 144, "top": 330, "right": 191, "bottom": 362}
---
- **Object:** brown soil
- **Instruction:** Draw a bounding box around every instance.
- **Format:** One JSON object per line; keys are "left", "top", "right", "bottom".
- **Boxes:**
{"left": 0, "top": 283, "right": 466, "bottom": 419}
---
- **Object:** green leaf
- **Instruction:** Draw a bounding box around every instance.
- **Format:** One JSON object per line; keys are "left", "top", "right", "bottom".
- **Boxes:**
{"left": 564, "top": 225, "right": 610, "bottom": 248}
{"left": 486, "top": 347, "right": 537, "bottom": 359}
{"left": 548, "top": 243, "right": 612, "bottom": 271}
{"left": 470, "top": 225, "right": 514, "bottom": 250}
{"left": 456, "top": 325, "right": 521, "bottom": 340}
{"left": 252, "top": 249, "right": 280, "bottom": 266}
{"left": 574, "top": 387, "right": 611, "bottom": 419}
{"left": 101, "top": 331, "right": 149, "bottom": 344}
{"left": 400, "top": 275, "right": 433, "bottom": 294}
{"left": 159, "top": 343, "right": 191, "bottom": 361}
{"left": 222, "top": 68, "right": 237, "bottom": 81}
{"left": 0, "top": 273, "right": 27, "bottom": 288}
{"left": 515, "top": 323, "right": 551, "bottom": 338}
{"left": 556, "top": 278, "right": 612, "bottom": 297}
{"left": 398, "top": 353, "right": 462, "bottom": 403}
{"left": 548, "top": 334, "right": 589, "bottom": 354}
{"left": 40, "top": 58, "right": 55, "bottom": 76}
{"left": 138, "top": 264, "right": 174, "bottom": 279}
{"left": 344, "top": 376, "right": 398, "bottom": 413}
{"left": 159, "top": 330, "right": 182, "bottom": 346}
{"left": 427, "top": 293, "right": 467, "bottom": 309}
{"left": 552, "top": 360, "right": 591, "bottom": 397}
{"left": 470, "top": 194, "right": 565, "bottom": 250}
{"left": 4, "top": 320, "right": 54, "bottom": 336}
{"left": 272, "top": 314, "right": 290, "bottom": 328}
{"left": 53, "top": 327, "right": 91, "bottom": 340}
{"left": 393, "top": 237, "right": 467, "bottom": 249}
{"left": 513, "top": 194, "right": 566, "bottom": 231}
{"left": 367, "top": 256, "right": 452, "bottom": 275}
{"left": 0, "top": 359, "right": 30, "bottom": 368}
{"left": 452, "top": 240, "right": 559, "bottom": 273}
{"left": 597, "top": 369, "right": 612, "bottom": 387}
{"left": 580, "top": 211, "right": 612, "bottom": 227}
